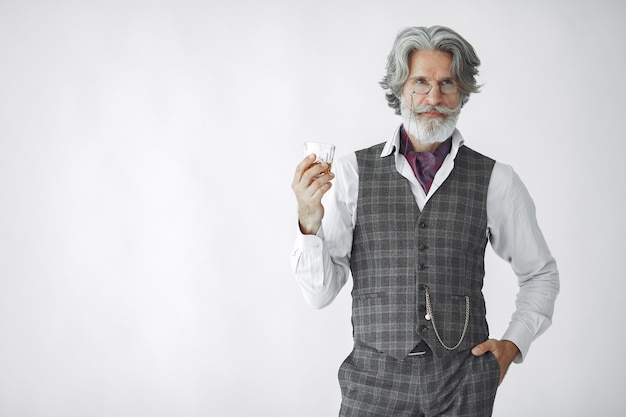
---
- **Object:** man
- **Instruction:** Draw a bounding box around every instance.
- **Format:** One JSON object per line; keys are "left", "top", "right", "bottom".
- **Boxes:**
{"left": 291, "top": 25, "right": 559, "bottom": 417}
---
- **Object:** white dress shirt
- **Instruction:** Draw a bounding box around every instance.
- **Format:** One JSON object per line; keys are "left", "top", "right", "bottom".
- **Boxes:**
{"left": 291, "top": 127, "right": 559, "bottom": 362}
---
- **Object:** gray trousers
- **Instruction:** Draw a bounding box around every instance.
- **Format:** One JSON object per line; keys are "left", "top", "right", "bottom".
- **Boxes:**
{"left": 338, "top": 342, "right": 500, "bottom": 417}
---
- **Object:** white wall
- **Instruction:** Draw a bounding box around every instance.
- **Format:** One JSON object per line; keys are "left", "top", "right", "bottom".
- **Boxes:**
{"left": 0, "top": 0, "right": 624, "bottom": 415}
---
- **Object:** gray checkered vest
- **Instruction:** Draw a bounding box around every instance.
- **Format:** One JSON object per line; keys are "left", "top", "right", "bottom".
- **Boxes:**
{"left": 351, "top": 143, "right": 495, "bottom": 360}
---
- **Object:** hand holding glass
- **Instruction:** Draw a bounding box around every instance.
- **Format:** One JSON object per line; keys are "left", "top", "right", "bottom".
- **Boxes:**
{"left": 304, "top": 142, "right": 335, "bottom": 174}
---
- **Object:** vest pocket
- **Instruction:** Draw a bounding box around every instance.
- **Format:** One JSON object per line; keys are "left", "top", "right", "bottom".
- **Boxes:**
{"left": 353, "top": 289, "right": 384, "bottom": 300}
{"left": 352, "top": 290, "right": 387, "bottom": 342}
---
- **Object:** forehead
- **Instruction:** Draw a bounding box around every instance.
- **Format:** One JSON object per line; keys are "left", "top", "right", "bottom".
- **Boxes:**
{"left": 407, "top": 49, "right": 454, "bottom": 78}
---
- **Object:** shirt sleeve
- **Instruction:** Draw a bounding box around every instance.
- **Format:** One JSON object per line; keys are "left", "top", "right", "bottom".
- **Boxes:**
{"left": 487, "top": 163, "right": 560, "bottom": 363}
{"left": 290, "top": 153, "right": 358, "bottom": 309}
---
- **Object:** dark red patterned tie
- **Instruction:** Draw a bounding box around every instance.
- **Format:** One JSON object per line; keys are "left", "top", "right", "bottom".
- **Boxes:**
{"left": 399, "top": 127, "right": 452, "bottom": 194}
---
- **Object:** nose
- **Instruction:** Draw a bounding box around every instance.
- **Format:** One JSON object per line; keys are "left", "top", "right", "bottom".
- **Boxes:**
{"left": 424, "top": 85, "right": 443, "bottom": 106}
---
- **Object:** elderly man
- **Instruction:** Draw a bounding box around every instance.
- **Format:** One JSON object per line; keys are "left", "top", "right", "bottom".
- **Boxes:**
{"left": 291, "top": 25, "right": 559, "bottom": 417}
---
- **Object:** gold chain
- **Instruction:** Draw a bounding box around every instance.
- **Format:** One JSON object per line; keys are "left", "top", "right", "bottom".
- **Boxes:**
{"left": 424, "top": 287, "right": 470, "bottom": 351}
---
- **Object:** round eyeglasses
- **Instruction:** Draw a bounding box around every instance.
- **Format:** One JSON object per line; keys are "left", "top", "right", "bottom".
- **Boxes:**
{"left": 411, "top": 79, "right": 459, "bottom": 95}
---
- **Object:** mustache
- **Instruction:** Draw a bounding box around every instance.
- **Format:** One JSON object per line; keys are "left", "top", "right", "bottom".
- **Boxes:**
{"left": 408, "top": 104, "right": 461, "bottom": 117}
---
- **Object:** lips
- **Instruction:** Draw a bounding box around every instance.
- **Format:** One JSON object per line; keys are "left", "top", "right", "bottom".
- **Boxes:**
{"left": 422, "top": 110, "right": 444, "bottom": 118}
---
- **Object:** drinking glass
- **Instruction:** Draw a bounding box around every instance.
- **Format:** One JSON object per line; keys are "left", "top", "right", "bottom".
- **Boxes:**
{"left": 303, "top": 142, "right": 335, "bottom": 166}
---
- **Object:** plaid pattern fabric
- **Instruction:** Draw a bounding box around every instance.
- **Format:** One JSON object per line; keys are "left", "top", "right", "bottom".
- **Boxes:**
{"left": 351, "top": 143, "right": 495, "bottom": 360}
{"left": 338, "top": 342, "right": 500, "bottom": 416}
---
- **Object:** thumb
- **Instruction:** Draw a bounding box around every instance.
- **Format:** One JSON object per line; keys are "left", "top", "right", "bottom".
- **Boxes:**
{"left": 471, "top": 339, "right": 495, "bottom": 356}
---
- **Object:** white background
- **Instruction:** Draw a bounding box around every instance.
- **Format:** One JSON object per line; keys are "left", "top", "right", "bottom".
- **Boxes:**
{"left": 1, "top": 0, "right": 624, "bottom": 416}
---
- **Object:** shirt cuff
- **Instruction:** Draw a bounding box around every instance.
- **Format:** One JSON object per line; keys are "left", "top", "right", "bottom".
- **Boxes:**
{"left": 295, "top": 224, "right": 325, "bottom": 253}
{"left": 502, "top": 322, "right": 534, "bottom": 364}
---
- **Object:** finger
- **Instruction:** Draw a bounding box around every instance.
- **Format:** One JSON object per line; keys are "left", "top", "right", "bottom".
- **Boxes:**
{"left": 293, "top": 154, "right": 317, "bottom": 183}
{"left": 310, "top": 175, "right": 333, "bottom": 199}
{"left": 300, "top": 171, "right": 334, "bottom": 202}
{"left": 293, "top": 158, "right": 331, "bottom": 194}
{"left": 471, "top": 339, "right": 496, "bottom": 356}
{"left": 297, "top": 164, "right": 332, "bottom": 195}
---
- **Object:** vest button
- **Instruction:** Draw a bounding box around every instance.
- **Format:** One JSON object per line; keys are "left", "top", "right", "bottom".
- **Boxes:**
{"left": 419, "top": 325, "right": 429, "bottom": 333}
{"left": 418, "top": 243, "right": 428, "bottom": 251}
{"left": 418, "top": 263, "right": 428, "bottom": 270}
{"left": 419, "top": 222, "right": 427, "bottom": 229}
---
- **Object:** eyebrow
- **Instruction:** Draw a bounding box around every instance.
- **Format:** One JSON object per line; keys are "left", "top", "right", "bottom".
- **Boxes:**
{"left": 408, "top": 76, "right": 455, "bottom": 83}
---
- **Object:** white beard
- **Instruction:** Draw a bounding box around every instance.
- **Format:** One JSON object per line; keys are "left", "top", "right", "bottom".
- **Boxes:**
{"left": 400, "top": 99, "right": 461, "bottom": 145}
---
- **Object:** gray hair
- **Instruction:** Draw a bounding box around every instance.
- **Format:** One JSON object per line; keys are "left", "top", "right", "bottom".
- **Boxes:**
{"left": 380, "top": 26, "right": 481, "bottom": 115}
